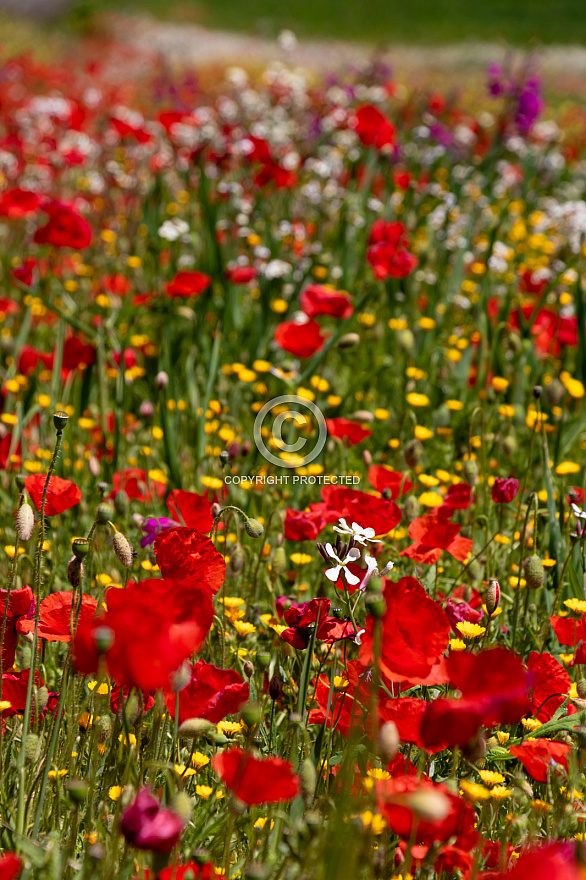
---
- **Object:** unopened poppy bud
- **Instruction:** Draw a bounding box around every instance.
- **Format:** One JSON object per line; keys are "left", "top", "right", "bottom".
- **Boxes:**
{"left": 299, "top": 758, "right": 316, "bottom": 805}
{"left": 16, "top": 502, "right": 35, "bottom": 541}
{"left": 53, "top": 410, "right": 69, "bottom": 432}
{"left": 15, "top": 473, "right": 26, "bottom": 491}
{"left": 243, "top": 660, "right": 254, "bottom": 679}
{"left": 403, "top": 494, "right": 420, "bottom": 523}
{"left": 67, "top": 779, "right": 89, "bottom": 804}
{"left": 229, "top": 544, "right": 246, "bottom": 574}
{"left": 337, "top": 332, "right": 360, "bottom": 349}
{"left": 67, "top": 556, "right": 84, "bottom": 589}
{"left": 72, "top": 538, "right": 90, "bottom": 559}
{"left": 381, "top": 488, "right": 391, "bottom": 500}
{"left": 170, "top": 662, "right": 191, "bottom": 693}
{"left": 403, "top": 438, "right": 423, "bottom": 469}
{"left": 36, "top": 686, "right": 49, "bottom": 712}
{"left": 532, "top": 385, "right": 543, "bottom": 399}
{"left": 523, "top": 555, "right": 545, "bottom": 589}
{"left": 112, "top": 530, "right": 133, "bottom": 569}
{"left": 268, "top": 674, "right": 281, "bottom": 701}
{"left": 155, "top": 371, "right": 169, "bottom": 390}
{"left": 211, "top": 502, "right": 222, "bottom": 518}
{"left": 114, "top": 491, "right": 129, "bottom": 517}
{"left": 377, "top": 721, "right": 399, "bottom": 762}
{"left": 365, "top": 591, "right": 386, "bottom": 618}
{"left": 271, "top": 546, "right": 287, "bottom": 576}
{"left": 96, "top": 502, "right": 115, "bottom": 524}
{"left": 139, "top": 400, "right": 155, "bottom": 418}
{"left": 94, "top": 625, "right": 115, "bottom": 654}
{"left": 544, "top": 378, "right": 565, "bottom": 407}
{"left": 24, "top": 733, "right": 41, "bottom": 764}
{"left": 486, "top": 578, "right": 500, "bottom": 616}
{"left": 240, "top": 702, "right": 262, "bottom": 728}
{"left": 462, "top": 730, "right": 486, "bottom": 763}
{"left": 463, "top": 459, "right": 479, "bottom": 486}
{"left": 244, "top": 517, "right": 264, "bottom": 539}
{"left": 98, "top": 715, "right": 113, "bottom": 743}
{"left": 363, "top": 449, "right": 373, "bottom": 467}
{"left": 88, "top": 455, "right": 101, "bottom": 477}
{"left": 171, "top": 791, "right": 193, "bottom": 824}
{"left": 578, "top": 677, "right": 586, "bottom": 700}
{"left": 178, "top": 718, "right": 214, "bottom": 739}
{"left": 241, "top": 440, "right": 252, "bottom": 457}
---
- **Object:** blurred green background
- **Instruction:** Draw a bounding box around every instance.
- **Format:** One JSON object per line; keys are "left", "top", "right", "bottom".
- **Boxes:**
{"left": 94, "top": 0, "right": 586, "bottom": 43}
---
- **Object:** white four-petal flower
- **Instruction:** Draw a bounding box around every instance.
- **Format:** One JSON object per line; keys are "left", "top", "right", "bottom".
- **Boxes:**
{"left": 332, "top": 517, "right": 381, "bottom": 545}
{"left": 323, "top": 543, "right": 361, "bottom": 586}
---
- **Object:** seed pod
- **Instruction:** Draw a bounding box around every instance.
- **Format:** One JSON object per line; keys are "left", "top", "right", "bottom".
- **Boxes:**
{"left": 72, "top": 538, "right": 90, "bottom": 559}
{"left": 486, "top": 578, "right": 500, "bottom": 616}
{"left": 463, "top": 459, "right": 479, "bottom": 486}
{"left": 402, "top": 494, "right": 420, "bottom": 523}
{"left": 53, "top": 411, "right": 69, "bottom": 431}
{"left": 97, "top": 715, "right": 113, "bottom": 743}
{"left": 403, "top": 439, "right": 423, "bottom": 469}
{"left": 244, "top": 517, "right": 264, "bottom": 539}
{"left": 67, "top": 556, "right": 84, "bottom": 589}
{"left": 24, "top": 733, "right": 41, "bottom": 764}
{"left": 229, "top": 544, "right": 246, "bottom": 574}
{"left": 171, "top": 791, "right": 193, "bottom": 823}
{"left": 377, "top": 721, "right": 399, "bottom": 762}
{"left": 36, "top": 686, "right": 49, "bottom": 713}
{"left": 523, "top": 555, "right": 545, "bottom": 590}
{"left": 178, "top": 718, "right": 214, "bottom": 739}
{"left": 433, "top": 404, "right": 451, "bottom": 429}
{"left": 16, "top": 502, "right": 35, "bottom": 541}
{"left": 112, "top": 531, "right": 133, "bottom": 569}
{"left": 299, "top": 758, "right": 316, "bottom": 805}
{"left": 337, "top": 332, "right": 360, "bottom": 349}
{"left": 96, "top": 502, "right": 115, "bottom": 524}
{"left": 256, "top": 651, "right": 271, "bottom": 669}
{"left": 271, "top": 546, "right": 287, "bottom": 576}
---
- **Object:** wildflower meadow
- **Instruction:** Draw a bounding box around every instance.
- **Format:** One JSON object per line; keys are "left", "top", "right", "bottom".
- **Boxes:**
{"left": 1, "top": 33, "right": 586, "bottom": 880}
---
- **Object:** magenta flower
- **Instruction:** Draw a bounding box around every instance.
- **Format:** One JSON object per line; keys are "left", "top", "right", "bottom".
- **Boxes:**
{"left": 120, "top": 788, "right": 184, "bottom": 853}
{"left": 491, "top": 477, "right": 519, "bottom": 504}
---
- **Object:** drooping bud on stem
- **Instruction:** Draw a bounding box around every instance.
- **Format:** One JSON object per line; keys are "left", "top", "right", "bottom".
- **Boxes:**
{"left": 486, "top": 578, "right": 500, "bottom": 616}
{"left": 111, "top": 527, "right": 134, "bottom": 569}
{"left": 16, "top": 501, "right": 35, "bottom": 541}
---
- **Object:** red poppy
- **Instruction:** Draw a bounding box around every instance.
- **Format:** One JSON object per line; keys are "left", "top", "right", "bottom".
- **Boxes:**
{"left": 12, "top": 258, "right": 37, "bottom": 287}
{"left": 1, "top": 669, "right": 45, "bottom": 719}
{"left": 360, "top": 576, "right": 450, "bottom": 685}
{"left": 167, "top": 489, "right": 214, "bottom": 533}
{"left": 212, "top": 748, "right": 300, "bottom": 805}
{"left": 111, "top": 468, "right": 167, "bottom": 504}
{"left": 368, "top": 465, "right": 412, "bottom": 498}
{"left": 321, "top": 486, "right": 402, "bottom": 535}
{"left": 527, "top": 651, "right": 571, "bottom": 722}
{"left": 0, "top": 433, "right": 20, "bottom": 471}
{"left": 375, "top": 775, "right": 477, "bottom": 849}
{"left": 283, "top": 507, "right": 326, "bottom": 542}
{"left": 0, "top": 586, "right": 34, "bottom": 669}
{"left": 73, "top": 578, "right": 214, "bottom": 691}
{"left": 354, "top": 105, "right": 396, "bottom": 149}
{"left": 300, "top": 284, "right": 353, "bottom": 320}
{"left": 280, "top": 597, "right": 357, "bottom": 649}
{"left": 152, "top": 863, "right": 220, "bottom": 880}
{"left": 274, "top": 319, "right": 326, "bottom": 358}
{"left": 24, "top": 474, "right": 82, "bottom": 516}
{"left": 420, "top": 647, "right": 531, "bottom": 749}
{"left": 164, "top": 660, "right": 249, "bottom": 724}
{"left": 367, "top": 220, "right": 418, "bottom": 280}
{"left": 154, "top": 528, "right": 226, "bottom": 594}
{"left": 0, "top": 187, "right": 42, "bottom": 218}
{"left": 17, "top": 344, "right": 53, "bottom": 376}
{"left": 379, "top": 697, "right": 447, "bottom": 752}
{"left": 308, "top": 670, "right": 369, "bottom": 737}
{"left": 33, "top": 201, "right": 92, "bottom": 249}
{"left": 498, "top": 841, "right": 585, "bottom": 880}
{"left": 0, "top": 297, "right": 19, "bottom": 316}
{"left": 225, "top": 265, "right": 257, "bottom": 284}
{"left": 400, "top": 512, "right": 473, "bottom": 565}
{"left": 165, "top": 271, "right": 212, "bottom": 298}
{"left": 0, "top": 852, "right": 23, "bottom": 880}
{"left": 549, "top": 614, "right": 586, "bottom": 646}
{"left": 110, "top": 684, "right": 155, "bottom": 716}
{"left": 16, "top": 591, "right": 97, "bottom": 642}
{"left": 491, "top": 477, "right": 519, "bottom": 503}
{"left": 61, "top": 335, "right": 96, "bottom": 372}
{"left": 325, "top": 418, "right": 372, "bottom": 446}
{"left": 439, "top": 482, "right": 472, "bottom": 514}
{"left": 509, "top": 739, "right": 570, "bottom": 783}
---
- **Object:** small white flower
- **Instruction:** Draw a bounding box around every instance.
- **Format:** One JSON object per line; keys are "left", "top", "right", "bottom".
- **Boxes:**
{"left": 332, "top": 518, "right": 381, "bottom": 546}
{"left": 323, "top": 544, "right": 360, "bottom": 586}
{"left": 571, "top": 502, "right": 586, "bottom": 519}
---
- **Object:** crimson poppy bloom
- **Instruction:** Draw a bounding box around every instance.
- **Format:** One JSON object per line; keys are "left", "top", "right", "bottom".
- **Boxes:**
{"left": 379, "top": 696, "right": 447, "bottom": 752}
{"left": 354, "top": 105, "right": 396, "bottom": 149}
{"left": 33, "top": 201, "right": 92, "bottom": 249}
{"left": 120, "top": 788, "right": 184, "bottom": 853}
{"left": 325, "top": 418, "right": 372, "bottom": 446}
{"left": 400, "top": 512, "right": 473, "bottom": 565}
{"left": 1, "top": 669, "right": 47, "bottom": 719}
{"left": 420, "top": 647, "right": 531, "bottom": 749}
{"left": 360, "top": 576, "right": 450, "bottom": 685}
{"left": 151, "top": 863, "right": 220, "bottom": 880}
{"left": 509, "top": 739, "right": 570, "bottom": 783}
{"left": 73, "top": 578, "right": 214, "bottom": 691}
{"left": 12, "top": 258, "right": 37, "bottom": 287}
{"left": 439, "top": 482, "right": 472, "bottom": 514}
{"left": 166, "top": 489, "right": 215, "bottom": 533}
{"left": 24, "top": 474, "right": 82, "bottom": 516}
{"left": 0, "top": 187, "right": 42, "bottom": 218}
{"left": 111, "top": 468, "right": 166, "bottom": 504}
{"left": 0, "top": 433, "right": 20, "bottom": 471}
{"left": 375, "top": 775, "right": 477, "bottom": 849}
{"left": 0, "top": 852, "right": 23, "bottom": 880}
{"left": 321, "top": 486, "right": 402, "bottom": 536}
{"left": 0, "top": 586, "right": 34, "bottom": 669}
{"left": 225, "top": 266, "right": 257, "bottom": 284}
{"left": 300, "top": 284, "right": 353, "bottom": 320}
{"left": 368, "top": 465, "right": 412, "bottom": 498}
{"left": 283, "top": 507, "right": 326, "bottom": 542}
{"left": 550, "top": 613, "right": 586, "bottom": 646}
{"left": 164, "top": 660, "right": 249, "bottom": 724}
{"left": 17, "top": 591, "right": 97, "bottom": 642}
{"left": 527, "top": 651, "right": 571, "bottom": 722}
{"left": 279, "top": 597, "right": 357, "bottom": 648}
{"left": 165, "top": 271, "right": 212, "bottom": 298}
{"left": 367, "top": 220, "right": 418, "bottom": 280}
{"left": 154, "top": 528, "right": 226, "bottom": 594}
{"left": 212, "top": 748, "right": 300, "bottom": 805}
{"left": 491, "top": 477, "right": 519, "bottom": 503}
{"left": 274, "top": 318, "right": 326, "bottom": 358}
{"left": 497, "top": 841, "right": 585, "bottom": 880}
{"left": 61, "top": 335, "right": 96, "bottom": 373}
{"left": 308, "top": 671, "right": 369, "bottom": 737}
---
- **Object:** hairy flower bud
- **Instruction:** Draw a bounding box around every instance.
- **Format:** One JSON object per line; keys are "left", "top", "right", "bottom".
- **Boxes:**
{"left": 97, "top": 715, "right": 113, "bottom": 743}
{"left": 403, "top": 438, "right": 423, "bottom": 469}
{"left": 463, "top": 459, "right": 479, "bottom": 486}
{"left": 155, "top": 371, "right": 169, "bottom": 390}
{"left": 377, "top": 721, "right": 399, "bottom": 762}
{"left": 299, "top": 758, "right": 316, "bottom": 805}
{"left": 36, "top": 686, "right": 49, "bottom": 713}
{"left": 178, "top": 718, "right": 214, "bottom": 739}
{"left": 114, "top": 491, "right": 130, "bottom": 517}
{"left": 171, "top": 791, "right": 193, "bottom": 824}
{"left": 271, "top": 546, "right": 287, "bottom": 576}
{"left": 243, "top": 660, "right": 255, "bottom": 679}
{"left": 170, "top": 662, "right": 191, "bottom": 693}
{"left": 24, "top": 733, "right": 41, "bottom": 764}
{"left": 112, "top": 530, "right": 133, "bottom": 569}
{"left": 67, "top": 556, "right": 84, "bottom": 589}
{"left": 268, "top": 674, "right": 281, "bottom": 701}
{"left": 16, "top": 502, "right": 35, "bottom": 541}
{"left": 402, "top": 494, "right": 420, "bottom": 523}
{"left": 523, "top": 555, "right": 545, "bottom": 590}
{"left": 486, "top": 578, "right": 500, "bottom": 616}
{"left": 244, "top": 517, "right": 264, "bottom": 539}
{"left": 229, "top": 544, "right": 245, "bottom": 574}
